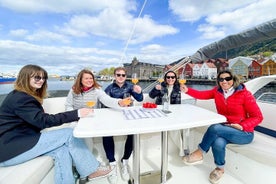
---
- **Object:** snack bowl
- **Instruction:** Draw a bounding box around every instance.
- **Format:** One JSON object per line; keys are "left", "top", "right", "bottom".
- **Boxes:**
{"left": 142, "top": 102, "right": 157, "bottom": 111}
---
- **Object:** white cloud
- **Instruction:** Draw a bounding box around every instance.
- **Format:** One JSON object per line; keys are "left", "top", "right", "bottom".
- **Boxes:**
{"left": 25, "top": 30, "right": 70, "bottom": 44}
{"left": 9, "top": 29, "right": 28, "bottom": 37}
{"left": 0, "top": 40, "right": 121, "bottom": 75}
{"left": 169, "top": 0, "right": 276, "bottom": 39}
{"left": 0, "top": 0, "right": 136, "bottom": 13}
{"left": 61, "top": 10, "right": 178, "bottom": 44}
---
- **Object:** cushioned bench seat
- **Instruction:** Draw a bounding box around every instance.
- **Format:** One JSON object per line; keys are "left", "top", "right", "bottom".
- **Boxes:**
{"left": 0, "top": 156, "right": 54, "bottom": 184}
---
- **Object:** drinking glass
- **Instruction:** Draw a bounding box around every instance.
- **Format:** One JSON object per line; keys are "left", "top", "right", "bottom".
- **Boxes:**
{"left": 131, "top": 73, "right": 139, "bottom": 85}
{"left": 158, "top": 74, "right": 164, "bottom": 84}
{"left": 86, "top": 101, "right": 96, "bottom": 108}
{"left": 179, "top": 73, "right": 186, "bottom": 85}
{"left": 123, "top": 93, "right": 133, "bottom": 106}
{"left": 86, "top": 101, "right": 96, "bottom": 116}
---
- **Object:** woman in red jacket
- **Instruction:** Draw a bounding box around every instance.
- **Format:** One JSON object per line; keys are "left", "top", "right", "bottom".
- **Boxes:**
{"left": 182, "top": 70, "right": 263, "bottom": 184}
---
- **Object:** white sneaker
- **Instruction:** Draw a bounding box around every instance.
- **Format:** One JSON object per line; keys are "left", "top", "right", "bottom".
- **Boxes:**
{"left": 88, "top": 164, "right": 114, "bottom": 181}
{"left": 120, "top": 159, "right": 131, "bottom": 181}
{"left": 107, "top": 161, "right": 118, "bottom": 184}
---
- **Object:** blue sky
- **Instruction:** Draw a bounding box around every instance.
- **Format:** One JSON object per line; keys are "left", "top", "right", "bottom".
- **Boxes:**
{"left": 0, "top": 0, "right": 275, "bottom": 76}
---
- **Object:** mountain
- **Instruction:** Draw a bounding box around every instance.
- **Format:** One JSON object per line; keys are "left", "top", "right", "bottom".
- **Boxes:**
{"left": 213, "top": 38, "right": 276, "bottom": 59}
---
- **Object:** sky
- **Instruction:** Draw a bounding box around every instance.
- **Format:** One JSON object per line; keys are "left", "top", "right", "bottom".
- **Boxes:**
{"left": 0, "top": 0, "right": 275, "bottom": 76}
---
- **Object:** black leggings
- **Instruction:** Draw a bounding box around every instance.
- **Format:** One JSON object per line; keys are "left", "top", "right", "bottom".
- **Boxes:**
{"left": 102, "top": 135, "right": 133, "bottom": 162}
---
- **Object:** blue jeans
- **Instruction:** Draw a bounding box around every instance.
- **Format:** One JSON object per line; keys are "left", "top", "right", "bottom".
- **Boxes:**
{"left": 0, "top": 128, "right": 99, "bottom": 184}
{"left": 198, "top": 124, "right": 253, "bottom": 168}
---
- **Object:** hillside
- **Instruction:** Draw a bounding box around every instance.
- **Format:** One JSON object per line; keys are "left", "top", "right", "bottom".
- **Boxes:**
{"left": 213, "top": 38, "right": 276, "bottom": 59}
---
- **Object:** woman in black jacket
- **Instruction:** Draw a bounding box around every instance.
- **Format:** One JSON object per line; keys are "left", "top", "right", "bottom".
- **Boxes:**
{"left": 0, "top": 65, "right": 114, "bottom": 184}
{"left": 149, "top": 70, "right": 182, "bottom": 105}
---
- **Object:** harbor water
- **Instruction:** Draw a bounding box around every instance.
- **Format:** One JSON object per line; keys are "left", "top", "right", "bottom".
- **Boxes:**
{"left": 0, "top": 79, "right": 215, "bottom": 105}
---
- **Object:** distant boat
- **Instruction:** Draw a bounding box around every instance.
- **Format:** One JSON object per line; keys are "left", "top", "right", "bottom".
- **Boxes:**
{"left": 0, "top": 77, "right": 16, "bottom": 84}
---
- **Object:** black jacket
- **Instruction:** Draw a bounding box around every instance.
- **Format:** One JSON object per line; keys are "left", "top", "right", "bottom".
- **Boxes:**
{"left": 149, "top": 82, "right": 181, "bottom": 105}
{"left": 0, "top": 90, "right": 79, "bottom": 162}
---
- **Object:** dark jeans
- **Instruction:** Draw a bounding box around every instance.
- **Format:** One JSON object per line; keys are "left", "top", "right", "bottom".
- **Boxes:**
{"left": 102, "top": 135, "right": 133, "bottom": 162}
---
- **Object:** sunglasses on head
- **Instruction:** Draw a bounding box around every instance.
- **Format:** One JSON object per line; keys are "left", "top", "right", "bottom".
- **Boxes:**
{"left": 33, "top": 75, "right": 47, "bottom": 82}
{"left": 116, "top": 74, "right": 126, "bottom": 77}
{"left": 218, "top": 76, "right": 233, "bottom": 82}
{"left": 166, "top": 76, "right": 176, "bottom": 79}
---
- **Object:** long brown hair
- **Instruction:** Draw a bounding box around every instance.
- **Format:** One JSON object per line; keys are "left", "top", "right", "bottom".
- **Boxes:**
{"left": 72, "top": 69, "right": 101, "bottom": 94}
{"left": 14, "top": 64, "right": 48, "bottom": 104}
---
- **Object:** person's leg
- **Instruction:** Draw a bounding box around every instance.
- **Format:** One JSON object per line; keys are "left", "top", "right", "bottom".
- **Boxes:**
{"left": 0, "top": 128, "right": 84, "bottom": 184}
{"left": 121, "top": 135, "right": 133, "bottom": 160}
{"left": 103, "top": 136, "right": 116, "bottom": 162}
{"left": 211, "top": 125, "right": 254, "bottom": 168}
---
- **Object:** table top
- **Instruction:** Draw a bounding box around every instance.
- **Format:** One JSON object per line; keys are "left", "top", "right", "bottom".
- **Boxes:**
{"left": 73, "top": 104, "right": 226, "bottom": 138}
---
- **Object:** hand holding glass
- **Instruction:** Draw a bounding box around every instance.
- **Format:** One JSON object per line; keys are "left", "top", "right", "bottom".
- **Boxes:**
{"left": 123, "top": 93, "right": 133, "bottom": 106}
{"left": 86, "top": 101, "right": 96, "bottom": 108}
{"left": 158, "top": 74, "right": 164, "bottom": 84}
{"left": 179, "top": 74, "right": 186, "bottom": 85}
{"left": 131, "top": 73, "right": 139, "bottom": 85}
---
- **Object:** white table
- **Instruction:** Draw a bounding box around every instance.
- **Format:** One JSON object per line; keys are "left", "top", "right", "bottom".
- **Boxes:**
{"left": 73, "top": 104, "right": 226, "bottom": 184}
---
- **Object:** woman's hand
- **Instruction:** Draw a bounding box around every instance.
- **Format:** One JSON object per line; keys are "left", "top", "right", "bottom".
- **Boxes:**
{"left": 155, "top": 84, "right": 162, "bottom": 90}
{"left": 226, "top": 123, "right": 243, "bottom": 130}
{"left": 79, "top": 108, "right": 94, "bottom": 117}
{"left": 180, "top": 84, "right": 188, "bottom": 93}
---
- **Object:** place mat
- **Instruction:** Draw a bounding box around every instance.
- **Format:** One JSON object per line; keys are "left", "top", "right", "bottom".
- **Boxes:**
{"left": 123, "top": 108, "right": 167, "bottom": 120}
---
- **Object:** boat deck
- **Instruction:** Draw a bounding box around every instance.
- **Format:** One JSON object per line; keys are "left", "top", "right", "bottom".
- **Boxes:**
{"left": 85, "top": 133, "right": 243, "bottom": 184}
{"left": 88, "top": 152, "right": 243, "bottom": 184}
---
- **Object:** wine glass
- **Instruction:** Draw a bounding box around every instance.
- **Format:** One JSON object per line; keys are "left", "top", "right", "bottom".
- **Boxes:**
{"left": 179, "top": 73, "right": 186, "bottom": 85}
{"left": 86, "top": 101, "right": 96, "bottom": 108}
{"left": 131, "top": 73, "right": 139, "bottom": 85}
{"left": 158, "top": 74, "right": 164, "bottom": 84}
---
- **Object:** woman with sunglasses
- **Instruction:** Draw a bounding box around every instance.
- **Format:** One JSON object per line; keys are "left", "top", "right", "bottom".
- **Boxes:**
{"left": 149, "top": 70, "right": 181, "bottom": 105}
{"left": 103, "top": 67, "right": 143, "bottom": 184}
{"left": 181, "top": 70, "right": 263, "bottom": 184}
{"left": 0, "top": 65, "right": 115, "bottom": 184}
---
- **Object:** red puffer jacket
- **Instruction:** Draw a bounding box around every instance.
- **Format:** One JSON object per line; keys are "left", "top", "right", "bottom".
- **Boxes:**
{"left": 186, "top": 84, "right": 263, "bottom": 132}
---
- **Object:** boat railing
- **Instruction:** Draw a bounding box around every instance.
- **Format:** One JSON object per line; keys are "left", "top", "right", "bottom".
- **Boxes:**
{"left": 256, "top": 92, "right": 276, "bottom": 104}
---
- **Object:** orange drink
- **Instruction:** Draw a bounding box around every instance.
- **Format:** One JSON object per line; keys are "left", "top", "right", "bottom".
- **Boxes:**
{"left": 86, "top": 101, "right": 96, "bottom": 108}
{"left": 158, "top": 78, "right": 164, "bottom": 83}
{"left": 122, "top": 98, "right": 132, "bottom": 106}
{"left": 131, "top": 78, "right": 139, "bottom": 84}
{"left": 179, "top": 79, "right": 186, "bottom": 84}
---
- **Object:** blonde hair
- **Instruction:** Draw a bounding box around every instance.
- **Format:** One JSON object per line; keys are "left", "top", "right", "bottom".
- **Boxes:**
{"left": 72, "top": 69, "right": 101, "bottom": 94}
{"left": 14, "top": 65, "right": 48, "bottom": 104}
{"left": 113, "top": 67, "right": 127, "bottom": 75}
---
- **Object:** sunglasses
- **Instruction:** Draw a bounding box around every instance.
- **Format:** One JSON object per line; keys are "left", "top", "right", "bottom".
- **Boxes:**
{"left": 33, "top": 76, "right": 47, "bottom": 82}
{"left": 116, "top": 74, "right": 126, "bottom": 77}
{"left": 218, "top": 76, "right": 233, "bottom": 82}
{"left": 166, "top": 76, "right": 176, "bottom": 79}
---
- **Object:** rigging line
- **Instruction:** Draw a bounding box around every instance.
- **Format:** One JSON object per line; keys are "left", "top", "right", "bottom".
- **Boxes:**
{"left": 119, "top": 0, "right": 148, "bottom": 65}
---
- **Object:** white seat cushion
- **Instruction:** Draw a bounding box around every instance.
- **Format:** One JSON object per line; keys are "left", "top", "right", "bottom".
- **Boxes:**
{"left": 0, "top": 156, "right": 54, "bottom": 184}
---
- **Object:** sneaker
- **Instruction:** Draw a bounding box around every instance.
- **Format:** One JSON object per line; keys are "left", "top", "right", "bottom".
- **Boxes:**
{"left": 182, "top": 152, "right": 203, "bottom": 165}
{"left": 209, "top": 168, "right": 224, "bottom": 184}
{"left": 77, "top": 177, "right": 87, "bottom": 184}
{"left": 120, "top": 159, "right": 131, "bottom": 181}
{"left": 88, "top": 164, "right": 114, "bottom": 181}
{"left": 107, "top": 162, "right": 118, "bottom": 184}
